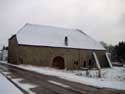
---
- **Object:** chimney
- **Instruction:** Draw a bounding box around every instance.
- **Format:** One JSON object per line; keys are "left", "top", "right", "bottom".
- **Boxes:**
{"left": 64, "top": 36, "right": 68, "bottom": 46}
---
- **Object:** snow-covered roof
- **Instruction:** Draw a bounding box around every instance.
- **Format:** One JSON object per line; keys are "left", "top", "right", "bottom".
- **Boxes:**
{"left": 16, "top": 23, "right": 105, "bottom": 50}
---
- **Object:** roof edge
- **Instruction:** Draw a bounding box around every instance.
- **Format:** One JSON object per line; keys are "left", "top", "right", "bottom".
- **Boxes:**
{"left": 17, "top": 43, "right": 106, "bottom": 51}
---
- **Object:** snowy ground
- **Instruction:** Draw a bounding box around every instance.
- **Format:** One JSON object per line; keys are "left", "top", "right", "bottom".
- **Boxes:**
{"left": 11, "top": 78, "right": 37, "bottom": 94}
{"left": 0, "top": 73, "right": 23, "bottom": 94}
{"left": 2, "top": 71, "right": 37, "bottom": 94}
{"left": 0, "top": 61, "right": 37, "bottom": 94}
{"left": 65, "top": 67, "right": 125, "bottom": 81}
{"left": 0, "top": 61, "right": 125, "bottom": 90}
{"left": 18, "top": 65, "right": 125, "bottom": 90}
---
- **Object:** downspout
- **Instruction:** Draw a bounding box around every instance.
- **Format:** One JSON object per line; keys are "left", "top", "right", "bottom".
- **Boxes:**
{"left": 79, "top": 49, "right": 80, "bottom": 68}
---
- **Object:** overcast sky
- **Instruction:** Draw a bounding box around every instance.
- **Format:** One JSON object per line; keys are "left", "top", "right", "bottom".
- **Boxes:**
{"left": 0, "top": 0, "right": 125, "bottom": 48}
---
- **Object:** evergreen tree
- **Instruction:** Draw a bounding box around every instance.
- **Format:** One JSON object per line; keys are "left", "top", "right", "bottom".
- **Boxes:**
{"left": 113, "top": 42, "right": 125, "bottom": 63}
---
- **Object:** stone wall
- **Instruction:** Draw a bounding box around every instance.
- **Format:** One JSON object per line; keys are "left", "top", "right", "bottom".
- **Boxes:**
{"left": 8, "top": 35, "right": 19, "bottom": 64}
{"left": 8, "top": 36, "right": 107, "bottom": 69}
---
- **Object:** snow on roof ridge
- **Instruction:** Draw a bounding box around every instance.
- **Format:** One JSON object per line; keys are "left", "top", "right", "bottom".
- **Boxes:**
{"left": 75, "top": 29, "right": 87, "bottom": 35}
{"left": 75, "top": 29, "right": 102, "bottom": 46}
{"left": 25, "top": 23, "right": 77, "bottom": 32}
{"left": 16, "top": 23, "right": 105, "bottom": 50}
{"left": 16, "top": 23, "right": 30, "bottom": 35}
{"left": 18, "top": 23, "right": 90, "bottom": 36}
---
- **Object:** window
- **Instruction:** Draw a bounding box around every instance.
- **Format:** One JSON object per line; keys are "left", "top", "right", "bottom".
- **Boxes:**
{"left": 83, "top": 61, "right": 86, "bottom": 67}
{"left": 74, "top": 61, "right": 78, "bottom": 65}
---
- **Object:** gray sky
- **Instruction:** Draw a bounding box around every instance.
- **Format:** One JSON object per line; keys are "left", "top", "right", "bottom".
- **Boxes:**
{"left": 0, "top": 0, "right": 125, "bottom": 48}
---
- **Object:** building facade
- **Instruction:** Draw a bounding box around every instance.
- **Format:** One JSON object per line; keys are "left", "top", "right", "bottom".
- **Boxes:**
{"left": 8, "top": 23, "right": 112, "bottom": 69}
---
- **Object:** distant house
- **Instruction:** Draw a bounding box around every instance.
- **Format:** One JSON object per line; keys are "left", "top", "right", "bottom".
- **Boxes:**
{"left": 0, "top": 47, "right": 8, "bottom": 61}
{"left": 2, "top": 49, "right": 8, "bottom": 61}
{"left": 8, "top": 23, "right": 112, "bottom": 69}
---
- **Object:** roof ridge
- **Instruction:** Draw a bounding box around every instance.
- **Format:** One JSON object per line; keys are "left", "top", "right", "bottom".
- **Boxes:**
{"left": 75, "top": 29, "right": 104, "bottom": 47}
{"left": 25, "top": 23, "right": 76, "bottom": 32}
{"left": 75, "top": 29, "right": 88, "bottom": 36}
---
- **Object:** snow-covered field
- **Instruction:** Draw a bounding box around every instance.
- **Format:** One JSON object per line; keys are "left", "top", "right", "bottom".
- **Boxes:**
{"left": 18, "top": 65, "right": 125, "bottom": 90}
{"left": 0, "top": 73, "right": 23, "bottom": 94}
{"left": 65, "top": 67, "right": 125, "bottom": 81}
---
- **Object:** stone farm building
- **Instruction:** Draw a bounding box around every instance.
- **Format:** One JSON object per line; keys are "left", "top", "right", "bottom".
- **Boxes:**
{"left": 8, "top": 23, "right": 112, "bottom": 69}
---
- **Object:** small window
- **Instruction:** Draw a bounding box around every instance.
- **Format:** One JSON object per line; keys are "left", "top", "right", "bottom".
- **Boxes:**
{"left": 83, "top": 61, "right": 86, "bottom": 67}
{"left": 88, "top": 59, "right": 92, "bottom": 69}
{"left": 74, "top": 61, "right": 78, "bottom": 65}
{"left": 19, "top": 57, "right": 23, "bottom": 64}
{"left": 89, "top": 59, "right": 92, "bottom": 65}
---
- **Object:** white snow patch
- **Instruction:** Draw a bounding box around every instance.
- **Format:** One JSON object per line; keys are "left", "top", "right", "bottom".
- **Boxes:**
{"left": 0, "top": 73, "right": 23, "bottom": 94}
{"left": 18, "top": 65, "right": 125, "bottom": 90}
{"left": 11, "top": 78, "right": 37, "bottom": 94}
{"left": 0, "top": 60, "right": 7, "bottom": 64}
{"left": 2, "top": 72, "right": 11, "bottom": 75}
{"left": 0, "top": 63, "right": 37, "bottom": 94}
{"left": 48, "top": 80, "right": 70, "bottom": 88}
{"left": 65, "top": 67, "right": 125, "bottom": 81}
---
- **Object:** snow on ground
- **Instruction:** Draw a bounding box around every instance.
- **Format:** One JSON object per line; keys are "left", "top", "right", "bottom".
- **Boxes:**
{"left": 48, "top": 80, "right": 70, "bottom": 88}
{"left": 0, "top": 61, "right": 125, "bottom": 90}
{"left": 0, "top": 61, "right": 7, "bottom": 63}
{"left": 18, "top": 65, "right": 125, "bottom": 90}
{"left": 2, "top": 71, "right": 37, "bottom": 94}
{"left": 0, "top": 73, "right": 23, "bottom": 94}
{"left": 65, "top": 67, "right": 125, "bottom": 81}
{"left": 12, "top": 78, "right": 37, "bottom": 94}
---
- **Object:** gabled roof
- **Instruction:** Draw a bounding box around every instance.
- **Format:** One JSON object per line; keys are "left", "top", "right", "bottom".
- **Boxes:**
{"left": 16, "top": 23, "right": 105, "bottom": 50}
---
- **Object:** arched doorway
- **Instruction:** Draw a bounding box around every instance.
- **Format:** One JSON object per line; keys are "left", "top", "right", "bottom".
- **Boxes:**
{"left": 52, "top": 56, "right": 65, "bottom": 69}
